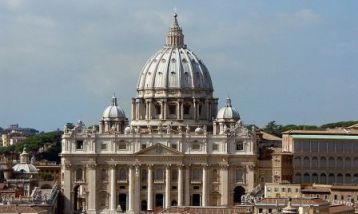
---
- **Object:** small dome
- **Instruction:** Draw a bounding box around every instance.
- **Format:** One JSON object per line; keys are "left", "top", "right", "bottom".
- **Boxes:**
{"left": 195, "top": 127, "right": 204, "bottom": 135}
{"left": 12, "top": 163, "right": 38, "bottom": 174}
{"left": 102, "top": 96, "right": 126, "bottom": 119}
{"left": 124, "top": 126, "right": 131, "bottom": 134}
{"left": 216, "top": 98, "right": 240, "bottom": 120}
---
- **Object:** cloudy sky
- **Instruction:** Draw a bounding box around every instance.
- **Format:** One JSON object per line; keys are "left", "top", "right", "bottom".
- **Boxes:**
{"left": 0, "top": 0, "right": 357, "bottom": 131}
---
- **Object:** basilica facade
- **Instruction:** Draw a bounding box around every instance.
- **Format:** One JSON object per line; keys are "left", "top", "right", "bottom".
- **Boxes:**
{"left": 61, "top": 14, "right": 257, "bottom": 214}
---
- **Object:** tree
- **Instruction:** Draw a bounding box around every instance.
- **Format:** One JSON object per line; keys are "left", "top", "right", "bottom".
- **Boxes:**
{"left": 263, "top": 121, "right": 283, "bottom": 137}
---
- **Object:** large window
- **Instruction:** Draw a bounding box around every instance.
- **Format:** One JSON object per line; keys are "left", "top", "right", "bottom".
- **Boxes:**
{"left": 76, "top": 168, "right": 83, "bottom": 181}
{"left": 118, "top": 141, "right": 127, "bottom": 150}
{"left": 76, "top": 140, "right": 84, "bottom": 150}
{"left": 236, "top": 141, "right": 244, "bottom": 151}
{"left": 235, "top": 169, "right": 244, "bottom": 183}
{"left": 118, "top": 168, "right": 127, "bottom": 181}
{"left": 168, "top": 104, "right": 176, "bottom": 115}
{"left": 183, "top": 103, "right": 191, "bottom": 115}
{"left": 154, "top": 168, "right": 164, "bottom": 181}
{"left": 191, "top": 168, "right": 201, "bottom": 182}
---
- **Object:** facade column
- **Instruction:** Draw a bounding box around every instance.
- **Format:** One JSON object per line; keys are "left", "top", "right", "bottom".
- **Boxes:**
{"left": 165, "top": 165, "right": 171, "bottom": 208}
{"left": 193, "top": 98, "right": 197, "bottom": 121}
{"left": 128, "top": 166, "right": 135, "bottom": 212}
{"left": 148, "top": 100, "right": 152, "bottom": 119}
{"left": 202, "top": 165, "right": 208, "bottom": 207}
{"left": 177, "top": 101, "right": 180, "bottom": 120}
{"left": 163, "top": 100, "right": 167, "bottom": 120}
{"left": 63, "top": 162, "right": 72, "bottom": 214}
{"left": 131, "top": 98, "right": 135, "bottom": 121}
{"left": 220, "top": 165, "right": 229, "bottom": 206}
{"left": 147, "top": 165, "right": 153, "bottom": 211}
{"left": 184, "top": 166, "right": 190, "bottom": 206}
{"left": 177, "top": 166, "right": 183, "bottom": 206}
{"left": 180, "top": 101, "right": 184, "bottom": 120}
{"left": 109, "top": 165, "right": 117, "bottom": 211}
{"left": 87, "top": 162, "right": 97, "bottom": 213}
{"left": 134, "top": 165, "right": 141, "bottom": 213}
{"left": 161, "top": 101, "right": 164, "bottom": 120}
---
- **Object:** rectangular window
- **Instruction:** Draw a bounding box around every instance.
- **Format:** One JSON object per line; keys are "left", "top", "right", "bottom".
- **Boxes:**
{"left": 235, "top": 169, "right": 244, "bottom": 183}
{"left": 171, "top": 143, "right": 177, "bottom": 150}
{"left": 118, "top": 143, "right": 127, "bottom": 150}
{"left": 236, "top": 141, "right": 244, "bottom": 151}
{"left": 101, "top": 143, "right": 107, "bottom": 150}
{"left": 212, "top": 144, "right": 219, "bottom": 151}
{"left": 288, "top": 188, "right": 291, "bottom": 193}
{"left": 169, "top": 104, "right": 176, "bottom": 115}
{"left": 282, "top": 188, "right": 285, "bottom": 192}
{"left": 192, "top": 143, "right": 200, "bottom": 150}
{"left": 141, "top": 144, "right": 147, "bottom": 149}
{"left": 274, "top": 188, "right": 278, "bottom": 192}
{"left": 191, "top": 169, "right": 202, "bottom": 182}
{"left": 76, "top": 140, "right": 84, "bottom": 150}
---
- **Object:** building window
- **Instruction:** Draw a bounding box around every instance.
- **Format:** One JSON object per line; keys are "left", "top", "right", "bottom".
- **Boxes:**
{"left": 118, "top": 142, "right": 127, "bottom": 150}
{"left": 191, "top": 168, "right": 201, "bottom": 182}
{"left": 171, "top": 143, "right": 177, "bottom": 150}
{"left": 154, "top": 168, "right": 164, "bottom": 181}
{"left": 76, "top": 140, "right": 84, "bottom": 150}
{"left": 236, "top": 141, "right": 244, "bottom": 151}
{"left": 168, "top": 104, "right": 176, "bottom": 115}
{"left": 171, "top": 169, "right": 178, "bottom": 181}
{"left": 274, "top": 188, "right": 278, "bottom": 192}
{"left": 235, "top": 169, "right": 244, "bottom": 183}
{"left": 183, "top": 104, "right": 191, "bottom": 115}
{"left": 288, "top": 188, "right": 291, "bottom": 193}
{"left": 141, "top": 144, "right": 147, "bottom": 150}
{"left": 118, "top": 168, "right": 127, "bottom": 181}
{"left": 212, "top": 144, "right": 219, "bottom": 151}
{"left": 282, "top": 188, "right": 285, "bottom": 192}
{"left": 101, "top": 143, "right": 107, "bottom": 150}
{"left": 191, "top": 142, "right": 200, "bottom": 150}
{"left": 76, "top": 168, "right": 83, "bottom": 181}
{"left": 155, "top": 103, "right": 161, "bottom": 115}
{"left": 267, "top": 187, "right": 271, "bottom": 192}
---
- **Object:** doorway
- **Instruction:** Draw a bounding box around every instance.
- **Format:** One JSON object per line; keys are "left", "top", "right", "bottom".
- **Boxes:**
{"left": 233, "top": 186, "right": 245, "bottom": 204}
{"left": 118, "top": 193, "right": 127, "bottom": 212}
{"left": 155, "top": 193, "right": 164, "bottom": 208}
{"left": 192, "top": 194, "right": 201, "bottom": 206}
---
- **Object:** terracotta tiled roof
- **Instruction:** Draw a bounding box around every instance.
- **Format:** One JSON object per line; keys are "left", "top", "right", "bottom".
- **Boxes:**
{"left": 282, "top": 129, "right": 358, "bottom": 135}
{"left": 260, "top": 131, "right": 282, "bottom": 141}
{"left": 0, "top": 205, "right": 47, "bottom": 213}
{"left": 256, "top": 198, "right": 329, "bottom": 206}
{"left": 329, "top": 204, "right": 354, "bottom": 213}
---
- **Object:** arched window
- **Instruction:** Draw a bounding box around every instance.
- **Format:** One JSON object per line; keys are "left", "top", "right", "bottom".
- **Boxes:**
{"left": 312, "top": 173, "right": 318, "bottom": 183}
{"left": 353, "top": 174, "right": 358, "bottom": 184}
{"left": 303, "top": 173, "right": 310, "bottom": 183}
{"left": 183, "top": 103, "right": 191, "bottom": 115}
{"left": 168, "top": 103, "right": 176, "bottom": 115}
{"left": 320, "top": 157, "right": 327, "bottom": 168}
{"left": 76, "top": 168, "right": 83, "bottom": 181}
{"left": 320, "top": 173, "right": 327, "bottom": 184}
{"left": 345, "top": 157, "right": 351, "bottom": 169}
{"left": 345, "top": 174, "right": 352, "bottom": 184}
{"left": 155, "top": 103, "right": 161, "bottom": 115}
{"left": 337, "top": 174, "right": 343, "bottom": 184}
{"left": 337, "top": 157, "right": 343, "bottom": 168}
{"left": 328, "top": 173, "right": 335, "bottom": 184}
{"left": 328, "top": 157, "right": 335, "bottom": 168}
{"left": 311, "top": 157, "right": 318, "bottom": 169}
{"left": 294, "top": 173, "right": 301, "bottom": 183}
{"left": 303, "top": 157, "right": 310, "bottom": 168}
{"left": 293, "top": 157, "right": 301, "bottom": 168}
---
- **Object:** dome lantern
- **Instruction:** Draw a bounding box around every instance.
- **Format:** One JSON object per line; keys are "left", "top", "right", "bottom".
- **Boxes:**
{"left": 165, "top": 13, "right": 184, "bottom": 48}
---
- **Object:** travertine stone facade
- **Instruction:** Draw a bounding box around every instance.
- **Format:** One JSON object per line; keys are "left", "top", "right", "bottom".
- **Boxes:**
{"left": 61, "top": 14, "right": 257, "bottom": 214}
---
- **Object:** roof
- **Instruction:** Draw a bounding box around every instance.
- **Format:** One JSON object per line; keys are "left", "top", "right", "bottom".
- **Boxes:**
{"left": 0, "top": 206, "right": 47, "bottom": 213}
{"left": 102, "top": 96, "right": 126, "bottom": 119}
{"left": 260, "top": 131, "right": 282, "bottom": 141}
{"left": 216, "top": 98, "right": 240, "bottom": 120}
{"left": 290, "top": 134, "right": 358, "bottom": 140}
{"left": 255, "top": 198, "right": 329, "bottom": 207}
{"left": 282, "top": 129, "right": 358, "bottom": 135}
{"left": 329, "top": 204, "right": 355, "bottom": 213}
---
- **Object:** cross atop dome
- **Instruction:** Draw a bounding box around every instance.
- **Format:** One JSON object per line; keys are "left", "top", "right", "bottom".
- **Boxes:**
{"left": 165, "top": 13, "right": 185, "bottom": 47}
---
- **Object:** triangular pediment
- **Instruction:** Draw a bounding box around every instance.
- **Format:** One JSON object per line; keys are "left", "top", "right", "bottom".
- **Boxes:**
{"left": 135, "top": 143, "right": 183, "bottom": 156}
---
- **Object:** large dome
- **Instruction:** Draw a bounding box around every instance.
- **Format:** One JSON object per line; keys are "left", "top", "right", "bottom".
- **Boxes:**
{"left": 136, "top": 13, "right": 213, "bottom": 95}
{"left": 137, "top": 47, "right": 213, "bottom": 92}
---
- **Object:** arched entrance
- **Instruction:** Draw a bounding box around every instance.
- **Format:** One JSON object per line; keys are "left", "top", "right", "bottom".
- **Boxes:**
{"left": 118, "top": 193, "right": 127, "bottom": 212}
{"left": 233, "top": 186, "right": 245, "bottom": 204}
{"left": 73, "top": 185, "right": 85, "bottom": 212}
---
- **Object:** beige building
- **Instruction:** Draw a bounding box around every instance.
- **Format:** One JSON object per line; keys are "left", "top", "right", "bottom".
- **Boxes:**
{"left": 282, "top": 128, "right": 358, "bottom": 185}
{"left": 264, "top": 183, "right": 301, "bottom": 198}
{"left": 61, "top": 14, "right": 257, "bottom": 214}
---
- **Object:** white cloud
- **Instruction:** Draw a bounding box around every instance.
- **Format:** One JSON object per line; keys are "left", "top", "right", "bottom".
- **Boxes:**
{"left": 295, "top": 9, "right": 321, "bottom": 23}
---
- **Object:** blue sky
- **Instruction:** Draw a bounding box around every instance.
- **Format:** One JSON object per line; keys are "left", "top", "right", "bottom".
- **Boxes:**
{"left": 0, "top": 0, "right": 357, "bottom": 131}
